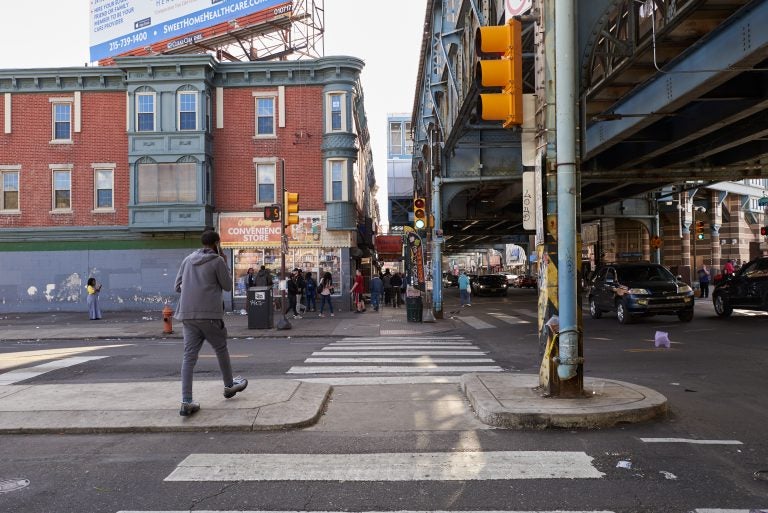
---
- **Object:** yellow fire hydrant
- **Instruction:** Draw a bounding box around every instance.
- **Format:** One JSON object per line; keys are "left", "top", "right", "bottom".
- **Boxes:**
{"left": 162, "top": 304, "right": 174, "bottom": 334}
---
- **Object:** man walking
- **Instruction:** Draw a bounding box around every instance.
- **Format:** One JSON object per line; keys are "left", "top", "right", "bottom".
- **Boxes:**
{"left": 390, "top": 272, "right": 402, "bottom": 308}
{"left": 285, "top": 270, "right": 302, "bottom": 319}
{"left": 382, "top": 269, "right": 392, "bottom": 307}
{"left": 370, "top": 273, "right": 383, "bottom": 312}
{"left": 174, "top": 230, "right": 247, "bottom": 417}
{"left": 458, "top": 270, "right": 472, "bottom": 307}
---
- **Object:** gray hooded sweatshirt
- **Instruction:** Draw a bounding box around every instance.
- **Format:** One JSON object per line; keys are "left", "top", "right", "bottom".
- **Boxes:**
{"left": 174, "top": 248, "right": 232, "bottom": 320}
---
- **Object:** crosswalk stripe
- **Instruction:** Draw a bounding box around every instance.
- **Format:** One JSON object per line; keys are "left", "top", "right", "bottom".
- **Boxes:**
{"left": 455, "top": 316, "right": 496, "bottom": 329}
{"left": 313, "top": 351, "right": 487, "bottom": 356}
{"left": 0, "top": 356, "right": 109, "bottom": 386}
{"left": 339, "top": 336, "right": 466, "bottom": 340}
{"left": 330, "top": 340, "right": 473, "bottom": 345}
{"left": 305, "top": 357, "right": 495, "bottom": 363}
{"left": 287, "top": 365, "right": 503, "bottom": 374}
{"left": 164, "top": 451, "right": 605, "bottom": 481}
{"left": 297, "top": 376, "right": 463, "bottom": 385}
{"left": 488, "top": 312, "right": 531, "bottom": 324}
{"left": 324, "top": 345, "right": 477, "bottom": 350}
{"left": 639, "top": 438, "right": 743, "bottom": 445}
{"left": 119, "top": 510, "right": 617, "bottom": 513}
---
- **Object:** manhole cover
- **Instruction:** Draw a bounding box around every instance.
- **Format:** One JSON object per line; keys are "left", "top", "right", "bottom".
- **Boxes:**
{"left": 0, "top": 478, "right": 30, "bottom": 493}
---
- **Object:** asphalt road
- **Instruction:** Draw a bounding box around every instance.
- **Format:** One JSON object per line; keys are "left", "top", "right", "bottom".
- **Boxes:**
{"left": 1, "top": 287, "right": 766, "bottom": 513}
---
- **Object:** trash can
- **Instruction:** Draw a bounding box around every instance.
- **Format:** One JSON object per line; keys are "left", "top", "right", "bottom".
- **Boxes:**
{"left": 406, "top": 296, "right": 423, "bottom": 323}
{"left": 247, "top": 286, "right": 273, "bottom": 329}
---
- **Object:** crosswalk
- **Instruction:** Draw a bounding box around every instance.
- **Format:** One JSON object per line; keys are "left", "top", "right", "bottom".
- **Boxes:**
{"left": 448, "top": 307, "right": 536, "bottom": 330}
{"left": 287, "top": 335, "right": 502, "bottom": 384}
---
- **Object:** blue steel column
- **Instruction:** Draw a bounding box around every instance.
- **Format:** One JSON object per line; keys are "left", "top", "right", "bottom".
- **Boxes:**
{"left": 432, "top": 178, "right": 442, "bottom": 318}
{"left": 555, "top": 0, "right": 581, "bottom": 382}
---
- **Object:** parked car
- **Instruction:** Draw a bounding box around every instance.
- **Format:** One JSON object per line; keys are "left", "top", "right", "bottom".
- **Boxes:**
{"left": 588, "top": 262, "right": 694, "bottom": 324}
{"left": 515, "top": 275, "right": 537, "bottom": 288}
{"left": 712, "top": 256, "right": 768, "bottom": 317}
{"left": 504, "top": 273, "right": 518, "bottom": 286}
{"left": 442, "top": 272, "right": 458, "bottom": 287}
{"left": 471, "top": 274, "right": 508, "bottom": 296}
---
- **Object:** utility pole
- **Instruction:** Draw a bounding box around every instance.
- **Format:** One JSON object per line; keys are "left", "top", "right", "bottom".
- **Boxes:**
{"left": 276, "top": 158, "right": 291, "bottom": 330}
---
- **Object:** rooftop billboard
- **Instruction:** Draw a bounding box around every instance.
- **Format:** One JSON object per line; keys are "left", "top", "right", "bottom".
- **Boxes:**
{"left": 90, "top": 0, "right": 285, "bottom": 62}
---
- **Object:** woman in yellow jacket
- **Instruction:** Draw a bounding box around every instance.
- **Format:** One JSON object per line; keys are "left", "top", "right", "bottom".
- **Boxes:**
{"left": 86, "top": 277, "right": 102, "bottom": 320}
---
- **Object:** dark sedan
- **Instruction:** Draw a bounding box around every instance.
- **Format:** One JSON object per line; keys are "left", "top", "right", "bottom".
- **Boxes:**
{"left": 712, "top": 257, "right": 768, "bottom": 317}
{"left": 471, "top": 274, "right": 508, "bottom": 296}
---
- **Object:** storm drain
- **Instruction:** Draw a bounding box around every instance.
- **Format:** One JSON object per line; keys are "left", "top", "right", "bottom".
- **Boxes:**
{"left": 0, "top": 478, "right": 30, "bottom": 493}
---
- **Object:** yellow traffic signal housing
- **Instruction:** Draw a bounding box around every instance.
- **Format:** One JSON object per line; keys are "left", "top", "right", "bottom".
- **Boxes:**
{"left": 475, "top": 19, "right": 523, "bottom": 128}
{"left": 413, "top": 197, "right": 427, "bottom": 230}
{"left": 695, "top": 220, "right": 705, "bottom": 240}
{"left": 284, "top": 191, "right": 299, "bottom": 226}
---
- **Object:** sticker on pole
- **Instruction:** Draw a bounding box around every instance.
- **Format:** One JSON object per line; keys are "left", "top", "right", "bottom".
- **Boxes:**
{"left": 506, "top": 0, "right": 532, "bottom": 17}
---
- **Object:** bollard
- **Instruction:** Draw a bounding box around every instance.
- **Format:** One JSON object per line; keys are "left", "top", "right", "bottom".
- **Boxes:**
{"left": 162, "top": 304, "right": 174, "bottom": 334}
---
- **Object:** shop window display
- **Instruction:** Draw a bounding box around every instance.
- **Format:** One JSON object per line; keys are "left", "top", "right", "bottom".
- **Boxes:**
{"left": 233, "top": 248, "right": 341, "bottom": 298}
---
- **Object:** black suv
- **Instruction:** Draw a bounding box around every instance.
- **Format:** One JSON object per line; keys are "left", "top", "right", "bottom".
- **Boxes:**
{"left": 588, "top": 263, "right": 695, "bottom": 324}
{"left": 471, "top": 274, "right": 508, "bottom": 296}
{"left": 712, "top": 257, "right": 768, "bottom": 317}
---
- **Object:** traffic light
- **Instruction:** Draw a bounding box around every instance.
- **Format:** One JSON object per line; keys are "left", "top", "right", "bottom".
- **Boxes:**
{"left": 695, "top": 220, "right": 705, "bottom": 240}
{"left": 475, "top": 19, "right": 523, "bottom": 128}
{"left": 761, "top": 226, "right": 768, "bottom": 236}
{"left": 413, "top": 197, "right": 427, "bottom": 230}
{"left": 263, "top": 204, "right": 280, "bottom": 222}
{"left": 284, "top": 191, "right": 299, "bottom": 226}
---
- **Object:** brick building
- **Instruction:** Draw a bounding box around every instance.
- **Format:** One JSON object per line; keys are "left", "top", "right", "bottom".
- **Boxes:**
{"left": 0, "top": 55, "right": 378, "bottom": 313}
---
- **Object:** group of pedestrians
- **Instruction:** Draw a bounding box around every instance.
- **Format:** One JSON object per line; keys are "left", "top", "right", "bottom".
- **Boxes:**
{"left": 282, "top": 268, "right": 335, "bottom": 318}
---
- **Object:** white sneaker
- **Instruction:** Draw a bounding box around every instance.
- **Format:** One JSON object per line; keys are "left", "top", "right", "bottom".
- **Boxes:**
{"left": 330, "top": 313, "right": 335, "bottom": 317}
{"left": 293, "top": 315, "right": 303, "bottom": 319}
{"left": 318, "top": 313, "right": 324, "bottom": 318}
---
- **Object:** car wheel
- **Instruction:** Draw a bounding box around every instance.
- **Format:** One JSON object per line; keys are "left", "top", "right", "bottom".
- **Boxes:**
{"left": 616, "top": 300, "right": 634, "bottom": 324}
{"left": 677, "top": 310, "right": 694, "bottom": 322}
{"left": 589, "top": 297, "right": 602, "bottom": 319}
{"left": 713, "top": 294, "right": 733, "bottom": 317}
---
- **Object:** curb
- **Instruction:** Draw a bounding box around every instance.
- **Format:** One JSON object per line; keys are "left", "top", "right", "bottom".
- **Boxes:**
{"left": 461, "top": 373, "right": 668, "bottom": 429}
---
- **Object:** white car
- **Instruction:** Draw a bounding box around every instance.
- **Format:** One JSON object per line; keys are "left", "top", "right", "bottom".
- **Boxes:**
{"left": 505, "top": 274, "right": 518, "bottom": 286}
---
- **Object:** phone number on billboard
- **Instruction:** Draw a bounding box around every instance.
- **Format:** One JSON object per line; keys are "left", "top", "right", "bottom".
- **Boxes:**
{"left": 109, "top": 32, "right": 149, "bottom": 52}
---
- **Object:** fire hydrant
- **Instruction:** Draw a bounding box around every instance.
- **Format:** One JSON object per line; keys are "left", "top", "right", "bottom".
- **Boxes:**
{"left": 162, "top": 304, "right": 174, "bottom": 334}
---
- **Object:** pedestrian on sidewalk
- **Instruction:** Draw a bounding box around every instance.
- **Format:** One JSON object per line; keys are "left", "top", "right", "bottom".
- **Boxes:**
{"left": 382, "top": 269, "right": 392, "bottom": 307}
{"left": 245, "top": 267, "right": 257, "bottom": 288}
{"left": 86, "top": 277, "right": 102, "bottom": 320}
{"left": 458, "top": 270, "right": 472, "bottom": 307}
{"left": 305, "top": 271, "right": 317, "bottom": 312}
{"left": 697, "top": 263, "right": 710, "bottom": 298}
{"left": 285, "top": 270, "right": 302, "bottom": 319}
{"left": 350, "top": 269, "right": 365, "bottom": 313}
{"left": 254, "top": 265, "right": 272, "bottom": 286}
{"left": 390, "top": 272, "right": 402, "bottom": 308}
{"left": 295, "top": 268, "right": 306, "bottom": 314}
{"left": 370, "top": 273, "right": 383, "bottom": 311}
{"left": 174, "top": 230, "right": 247, "bottom": 417}
{"left": 318, "top": 271, "right": 334, "bottom": 317}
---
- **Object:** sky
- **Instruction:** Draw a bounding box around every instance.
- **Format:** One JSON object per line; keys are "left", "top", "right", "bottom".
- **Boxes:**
{"left": 0, "top": 0, "right": 427, "bottom": 228}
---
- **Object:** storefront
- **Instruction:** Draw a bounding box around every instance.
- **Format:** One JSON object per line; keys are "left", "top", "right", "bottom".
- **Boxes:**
{"left": 218, "top": 212, "right": 351, "bottom": 304}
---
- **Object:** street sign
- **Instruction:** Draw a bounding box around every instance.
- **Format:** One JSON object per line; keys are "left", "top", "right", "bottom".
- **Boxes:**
{"left": 506, "top": 0, "right": 532, "bottom": 18}
{"left": 522, "top": 171, "right": 535, "bottom": 230}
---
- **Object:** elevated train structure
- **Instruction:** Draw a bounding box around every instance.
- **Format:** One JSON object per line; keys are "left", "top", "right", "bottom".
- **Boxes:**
{"left": 411, "top": 0, "right": 768, "bottom": 270}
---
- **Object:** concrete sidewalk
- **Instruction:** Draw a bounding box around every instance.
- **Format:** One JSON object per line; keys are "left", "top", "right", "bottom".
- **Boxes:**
{"left": 0, "top": 304, "right": 669, "bottom": 433}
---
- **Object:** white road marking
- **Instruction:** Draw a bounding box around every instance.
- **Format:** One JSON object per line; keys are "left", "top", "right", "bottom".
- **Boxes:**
{"left": 313, "top": 351, "right": 487, "bottom": 356}
{"left": 0, "top": 356, "right": 109, "bottom": 386}
{"left": 287, "top": 365, "right": 503, "bottom": 374}
{"left": 304, "top": 357, "right": 495, "bottom": 363}
{"left": 488, "top": 312, "right": 531, "bottom": 324}
{"left": 297, "top": 376, "right": 462, "bottom": 385}
{"left": 323, "top": 345, "right": 477, "bottom": 350}
{"left": 120, "top": 510, "right": 617, "bottom": 513}
{"left": 164, "top": 451, "right": 605, "bottom": 481}
{"left": 639, "top": 438, "right": 743, "bottom": 445}
{"left": 456, "top": 316, "right": 496, "bottom": 329}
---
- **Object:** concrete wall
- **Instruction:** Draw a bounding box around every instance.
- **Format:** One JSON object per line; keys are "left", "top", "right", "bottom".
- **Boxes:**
{"left": 0, "top": 248, "right": 190, "bottom": 313}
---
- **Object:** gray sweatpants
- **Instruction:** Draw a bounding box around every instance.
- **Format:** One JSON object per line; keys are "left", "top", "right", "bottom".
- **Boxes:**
{"left": 180, "top": 319, "right": 233, "bottom": 403}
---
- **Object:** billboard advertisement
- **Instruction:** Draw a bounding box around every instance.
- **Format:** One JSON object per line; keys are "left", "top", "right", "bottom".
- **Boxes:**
{"left": 90, "top": 0, "right": 285, "bottom": 61}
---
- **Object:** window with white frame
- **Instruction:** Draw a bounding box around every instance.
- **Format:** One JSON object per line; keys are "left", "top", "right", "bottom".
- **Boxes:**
{"left": 205, "top": 92, "right": 212, "bottom": 133}
{"left": 136, "top": 92, "right": 156, "bottom": 131}
{"left": 255, "top": 161, "right": 276, "bottom": 204}
{"left": 327, "top": 92, "right": 346, "bottom": 132}
{"left": 52, "top": 168, "right": 71, "bottom": 210}
{"left": 178, "top": 91, "right": 197, "bottom": 131}
{"left": 93, "top": 166, "right": 114, "bottom": 210}
{"left": 0, "top": 168, "right": 19, "bottom": 211}
{"left": 255, "top": 96, "right": 275, "bottom": 136}
{"left": 52, "top": 102, "right": 72, "bottom": 141}
{"left": 136, "top": 162, "right": 196, "bottom": 203}
{"left": 404, "top": 122, "right": 413, "bottom": 154}
{"left": 389, "top": 122, "right": 402, "bottom": 155}
{"left": 328, "top": 159, "right": 345, "bottom": 201}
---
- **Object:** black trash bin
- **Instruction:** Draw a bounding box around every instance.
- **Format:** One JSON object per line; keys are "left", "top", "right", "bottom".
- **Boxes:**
{"left": 406, "top": 296, "right": 423, "bottom": 323}
{"left": 247, "top": 286, "right": 273, "bottom": 329}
